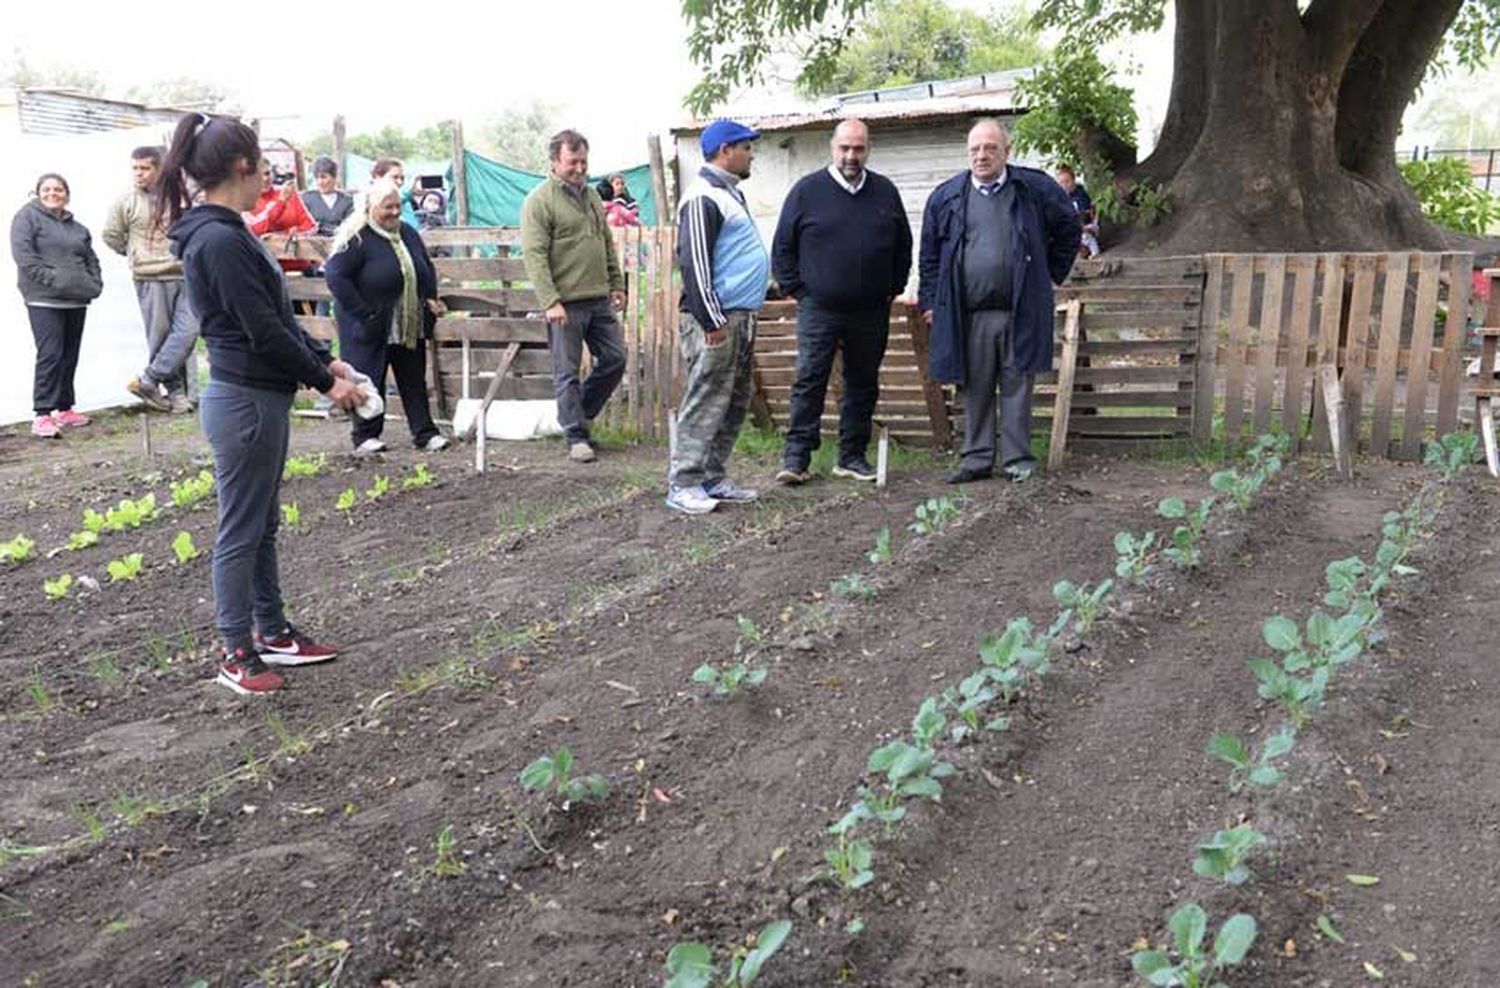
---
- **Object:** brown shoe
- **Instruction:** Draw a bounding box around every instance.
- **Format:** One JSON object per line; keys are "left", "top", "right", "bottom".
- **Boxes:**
{"left": 775, "top": 466, "right": 812, "bottom": 485}
{"left": 127, "top": 377, "right": 171, "bottom": 412}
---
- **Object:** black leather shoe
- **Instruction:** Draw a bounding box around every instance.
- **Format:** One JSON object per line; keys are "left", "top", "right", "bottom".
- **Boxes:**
{"left": 947, "top": 466, "right": 993, "bottom": 484}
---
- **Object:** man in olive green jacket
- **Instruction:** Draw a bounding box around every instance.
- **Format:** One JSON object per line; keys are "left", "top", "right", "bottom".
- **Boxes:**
{"left": 521, "top": 129, "right": 627, "bottom": 463}
{"left": 103, "top": 146, "right": 200, "bottom": 414}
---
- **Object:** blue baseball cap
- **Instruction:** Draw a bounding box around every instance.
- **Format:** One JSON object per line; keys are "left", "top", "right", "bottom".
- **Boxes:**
{"left": 700, "top": 119, "right": 761, "bottom": 159}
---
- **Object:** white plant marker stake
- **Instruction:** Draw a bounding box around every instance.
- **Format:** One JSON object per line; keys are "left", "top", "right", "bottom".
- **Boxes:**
{"left": 876, "top": 426, "right": 889, "bottom": 488}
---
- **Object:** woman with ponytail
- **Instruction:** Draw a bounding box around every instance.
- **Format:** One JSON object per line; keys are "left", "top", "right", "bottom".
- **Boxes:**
{"left": 158, "top": 113, "right": 361, "bottom": 695}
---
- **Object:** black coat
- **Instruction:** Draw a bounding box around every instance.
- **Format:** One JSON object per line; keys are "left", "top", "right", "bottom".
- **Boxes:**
{"left": 324, "top": 222, "right": 438, "bottom": 345}
{"left": 300, "top": 190, "right": 355, "bottom": 237}
{"left": 10, "top": 199, "right": 103, "bottom": 306}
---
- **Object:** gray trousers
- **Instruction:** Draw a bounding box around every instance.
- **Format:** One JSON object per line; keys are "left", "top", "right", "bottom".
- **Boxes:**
{"left": 959, "top": 309, "right": 1035, "bottom": 471}
{"left": 200, "top": 380, "right": 292, "bottom": 649}
{"left": 547, "top": 297, "right": 626, "bottom": 443}
{"left": 135, "top": 279, "right": 200, "bottom": 399}
{"left": 669, "top": 310, "right": 755, "bottom": 489}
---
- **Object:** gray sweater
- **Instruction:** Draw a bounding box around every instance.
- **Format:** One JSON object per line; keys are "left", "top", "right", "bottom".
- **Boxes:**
{"left": 10, "top": 200, "right": 103, "bottom": 306}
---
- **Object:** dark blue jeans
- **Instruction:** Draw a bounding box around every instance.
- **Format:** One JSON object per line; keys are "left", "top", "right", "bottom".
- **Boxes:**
{"left": 782, "top": 298, "right": 889, "bottom": 469}
{"left": 200, "top": 379, "right": 292, "bottom": 650}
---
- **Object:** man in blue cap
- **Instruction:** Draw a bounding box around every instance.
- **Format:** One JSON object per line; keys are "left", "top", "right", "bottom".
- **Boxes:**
{"left": 667, "top": 119, "right": 770, "bottom": 514}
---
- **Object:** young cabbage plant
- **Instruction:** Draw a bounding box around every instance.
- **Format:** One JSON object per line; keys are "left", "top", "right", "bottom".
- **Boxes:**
{"left": 1132, "top": 903, "right": 1257, "bottom": 988}
{"left": 1191, "top": 823, "right": 1267, "bottom": 886}
{"left": 908, "top": 496, "right": 961, "bottom": 536}
{"left": 665, "top": 919, "right": 793, "bottom": 988}
{"left": 1247, "top": 658, "right": 1327, "bottom": 728}
{"left": 910, "top": 696, "right": 948, "bottom": 751}
{"left": 1206, "top": 726, "right": 1297, "bottom": 793}
{"left": 978, "top": 618, "right": 1051, "bottom": 700}
{"left": 829, "top": 784, "right": 906, "bottom": 838}
{"left": 518, "top": 746, "right": 609, "bottom": 807}
{"left": 866, "top": 739, "right": 955, "bottom": 803}
{"left": 1244, "top": 432, "right": 1290, "bottom": 477}
{"left": 824, "top": 833, "right": 876, "bottom": 890}
{"left": 1209, "top": 468, "right": 1258, "bottom": 512}
{"left": 1052, "top": 578, "right": 1114, "bottom": 635}
{"left": 692, "top": 660, "right": 768, "bottom": 696}
{"left": 1262, "top": 610, "right": 1371, "bottom": 674}
{"left": 1423, "top": 430, "right": 1478, "bottom": 482}
{"left": 1114, "top": 530, "right": 1157, "bottom": 582}
{"left": 941, "top": 671, "right": 1003, "bottom": 743}
{"left": 830, "top": 573, "right": 877, "bottom": 599}
{"left": 1158, "top": 496, "right": 1214, "bottom": 568}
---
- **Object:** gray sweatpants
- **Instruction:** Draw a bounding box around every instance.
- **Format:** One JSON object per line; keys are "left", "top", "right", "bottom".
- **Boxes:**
{"left": 959, "top": 309, "right": 1035, "bottom": 472}
{"left": 547, "top": 298, "right": 626, "bottom": 444}
{"left": 135, "top": 279, "right": 200, "bottom": 399}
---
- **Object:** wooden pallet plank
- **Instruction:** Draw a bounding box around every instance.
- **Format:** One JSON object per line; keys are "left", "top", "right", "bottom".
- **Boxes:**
{"left": 1049, "top": 301, "right": 1082, "bottom": 470}
{"left": 434, "top": 257, "right": 529, "bottom": 282}
{"left": 1222, "top": 254, "right": 1256, "bottom": 448}
{"left": 1311, "top": 253, "right": 1347, "bottom": 452}
{"left": 1251, "top": 255, "right": 1286, "bottom": 436}
{"left": 1193, "top": 254, "right": 1225, "bottom": 445}
{"left": 1279, "top": 255, "right": 1317, "bottom": 451}
{"left": 1398, "top": 252, "right": 1443, "bottom": 460}
{"left": 1341, "top": 254, "right": 1378, "bottom": 448}
{"left": 1368, "top": 252, "right": 1410, "bottom": 458}
{"left": 1435, "top": 252, "right": 1473, "bottom": 436}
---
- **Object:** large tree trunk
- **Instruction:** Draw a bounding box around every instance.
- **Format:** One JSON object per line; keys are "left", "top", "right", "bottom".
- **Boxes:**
{"left": 1116, "top": 0, "right": 1471, "bottom": 254}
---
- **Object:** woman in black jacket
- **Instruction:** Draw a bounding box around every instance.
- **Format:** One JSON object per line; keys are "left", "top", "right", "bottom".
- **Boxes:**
{"left": 157, "top": 113, "right": 362, "bottom": 695}
{"left": 325, "top": 179, "right": 447, "bottom": 453}
{"left": 10, "top": 173, "right": 103, "bottom": 438}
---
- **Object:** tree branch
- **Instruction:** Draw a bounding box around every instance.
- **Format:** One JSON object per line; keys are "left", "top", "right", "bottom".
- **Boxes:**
{"left": 1302, "top": 0, "right": 1385, "bottom": 74}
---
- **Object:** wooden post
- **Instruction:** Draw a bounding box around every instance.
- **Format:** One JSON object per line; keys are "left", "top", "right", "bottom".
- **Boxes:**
{"left": 1192, "top": 255, "right": 1224, "bottom": 447}
{"left": 876, "top": 425, "right": 890, "bottom": 488}
{"left": 332, "top": 115, "right": 346, "bottom": 189}
{"left": 1048, "top": 301, "right": 1082, "bottom": 471}
{"left": 1319, "top": 363, "right": 1353, "bottom": 478}
{"left": 450, "top": 119, "right": 470, "bottom": 226}
{"left": 908, "top": 305, "right": 952, "bottom": 449}
{"left": 648, "top": 134, "right": 672, "bottom": 226}
{"left": 139, "top": 414, "right": 153, "bottom": 460}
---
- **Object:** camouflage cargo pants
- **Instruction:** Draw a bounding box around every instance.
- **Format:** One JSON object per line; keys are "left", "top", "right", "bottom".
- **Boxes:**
{"left": 669, "top": 310, "right": 756, "bottom": 489}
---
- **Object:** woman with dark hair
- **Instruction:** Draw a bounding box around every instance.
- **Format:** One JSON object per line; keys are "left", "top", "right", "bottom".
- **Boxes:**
{"left": 325, "top": 178, "right": 448, "bottom": 453}
{"left": 10, "top": 172, "right": 103, "bottom": 438}
{"left": 301, "top": 156, "right": 354, "bottom": 237}
{"left": 157, "top": 112, "right": 362, "bottom": 695}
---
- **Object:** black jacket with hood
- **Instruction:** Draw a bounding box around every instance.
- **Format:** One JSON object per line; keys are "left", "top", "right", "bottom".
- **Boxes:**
{"left": 169, "top": 204, "right": 334, "bottom": 394}
{"left": 10, "top": 199, "right": 103, "bottom": 306}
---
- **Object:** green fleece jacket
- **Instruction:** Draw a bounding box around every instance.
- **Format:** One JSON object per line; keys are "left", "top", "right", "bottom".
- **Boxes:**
{"left": 102, "top": 188, "right": 182, "bottom": 280}
{"left": 520, "top": 176, "right": 624, "bottom": 308}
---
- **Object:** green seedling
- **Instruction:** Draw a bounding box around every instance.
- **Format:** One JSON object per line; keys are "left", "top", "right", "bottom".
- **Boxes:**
{"left": 1247, "top": 657, "right": 1327, "bottom": 728}
{"left": 335, "top": 488, "right": 357, "bottom": 521}
{"left": 402, "top": 463, "right": 436, "bottom": 489}
{"left": 171, "top": 531, "right": 200, "bottom": 565}
{"left": 1323, "top": 556, "right": 1385, "bottom": 609}
{"left": 366, "top": 475, "right": 391, "bottom": 501}
{"left": 1263, "top": 610, "right": 1372, "bottom": 674}
{"left": 519, "top": 746, "right": 610, "bottom": 806}
{"left": 281, "top": 502, "right": 302, "bottom": 529}
{"left": 265, "top": 711, "right": 311, "bottom": 758}
{"left": 283, "top": 453, "right": 326, "bottom": 478}
{"left": 733, "top": 614, "right": 764, "bottom": 655}
{"left": 665, "top": 919, "right": 792, "bottom": 988}
{"left": 868, "top": 525, "right": 892, "bottom": 565}
{"left": 867, "top": 738, "right": 955, "bottom": 803}
{"left": 1114, "top": 530, "right": 1157, "bottom": 582}
{"left": 86, "top": 651, "right": 120, "bottom": 684}
{"left": 1424, "top": 430, "right": 1479, "bottom": 481}
{"left": 824, "top": 833, "right": 875, "bottom": 890}
{"left": 81, "top": 508, "right": 107, "bottom": 534}
{"left": 1159, "top": 495, "right": 1214, "bottom": 568}
{"left": 1244, "top": 432, "right": 1289, "bottom": 476}
{"left": 27, "top": 667, "right": 53, "bottom": 714}
{"left": 1209, "top": 467, "right": 1258, "bottom": 512}
{"left": 908, "top": 495, "right": 961, "bottom": 535}
{"left": 1132, "top": 903, "right": 1257, "bottom": 988}
{"left": 1192, "top": 823, "right": 1267, "bottom": 885}
{"left": 44, "top": 573, "right": 74, "bottom": 600}
{"left": 107, "top": 552, "right": 144, "bottom": 583}
{"left": 692, "top": 660, "right": 768, "bottom": 696}
{"left": 830, "top": 573, "right": 876, "bottom": 599}
{"left": 109, "top": 792, "right": 167, "bottom": 827}
{"left": 169, "top": 469, "right": 215, "bottom": 509}
{"left": 941, "top": 671, "right": 1005, "bottom": 742}
{"left": 978, "top": 617, "right": 1052, "bottom": 700}
{"left": 1, "top": 533, "right": 36, "bottom": 564}
{"left": 830, "top": 783, "right": 906, "bottom": 838}
{"left": 1052, "top": 578, "right": 1114, "bottom": 635}
{"left": 1207, "top": 726, "right": 1297, "bottom": 792}
{"left": 66, "top": 530, "right": 99, "bottom": 551}
{"left": 911, "top": 696, "right": 948, "bottom": 750}
{"left": 429, "top": 825, "right": 466, "bottom": 877}
{"left": 103, "top": 494, "right": 158, "bottom": 532}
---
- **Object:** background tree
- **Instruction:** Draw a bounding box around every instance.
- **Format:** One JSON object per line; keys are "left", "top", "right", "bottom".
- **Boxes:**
{"left": 304, "top": 123, "right": 454, "bottom": 163}
{"left": 125, "top": 77, "right": 236, "bottom": 112}
{"left": 477, "top": 102, "right": 561, "bottom": 173}
{"left": 2, "top": 52, "right": 104, "bottom": 95}
{"left": 684, "top": 0, "right": 1500, "bottom": 253}
{"left": 801, "top": 0, "right": 1047, "bottom": 96}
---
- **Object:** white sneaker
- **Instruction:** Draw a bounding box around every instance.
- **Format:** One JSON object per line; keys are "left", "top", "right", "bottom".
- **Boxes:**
{"left": 568, "top": 441, "right": 597, "bottom": 463}
{"left": 665, "top": 485, "right": 718, "bottom": 514}
{"left": 423, "top": 434, "right": 449, "bottom": 451}
{"left": 355, "top": 437, "right": 388, "bottom": 455}
{"left": 704, "top": 478, "right": 759, "bottom": 503}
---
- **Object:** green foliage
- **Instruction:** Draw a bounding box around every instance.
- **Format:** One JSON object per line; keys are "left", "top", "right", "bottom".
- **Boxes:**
{"left": 66, "top": 529, "right": 99, "bottom": 551}
{"left": 0, "top": 533, "right": 36, "bottom": 564}
{"left": 171, "top": 531, "right": 200, "bottom": 565}
{"left": 107, "top": 552, "right": 144, "bottom": 583}
{"left": 44, "top": 573, "right": 74, "bottom": 600}
{"left": 802, "top": 0, "right": 1047, "bottom": 97}
{"left": 830, "top": 573, "right": 877, "bottom": 599}
{"left": 305, "top": 122, "right": 454, "bottom": 162}
{"left": 1192, "top": 823, "right": 1267, "bottom": 886}
{"left": 519, "top": 746, "right": 610, "bottom": 806}
{"left": 824, "top": 833, "right": 876, "bottom": 889}
{"left": 81, "top": 508, "right": 107, "bottom": 534}
{"left": 1052, "top": 578, "right": 1113, "bottom": 635}
{"left": 1424, "top": 430, "right": 1479, "bottom": 481}
{"left": 169, "top": 470, "right": 215, "bottom": 510}
{"left": 1158, "top": 496, "right": 1214, "bottom": 568}
{"left": 335, "top": 488, "right": 357, "bottom": 520}
{"left": 429, "top": 825, "right": 466, "bottom": 877}
{"left": 402, "top": 463, "right": 437, "bottom": 489}
{"left": 1113, "top": 530, "right": 1157, "bottom": 582}
{"left": 1400, "top": 156, "right": 1500, "bottom": 235}
{"left": 665, "top": 919, "right": 792, "bottom": 988}
{"left": 867, "top": 525, "right": 893, "bottom": 565}
{"left": 940, "top": 671, "right": 1004, "bottom": 743}
{"left": 978, "top": 617, "right": 1052, "bottom": 700}
{"left": 102, "top": 494, "right": 158, "bottom": 532}
{"left": 281, "top": 502, "right": 302, "bottom": 529}
{"left": 1012, "top": 46, "right": 1135, "bottom": 168}
{"left": 477, "top": 101, "right": 560, "bottom": 174}
{"left": 909, "top": 496, "right": 961, "bottom": 535}
{"left": 1132, "top": 903, "right": 1257, "bottom": 988}
{"left": 692, "top": 660, "right": 769, "bottom": 695}
{"left": 366, "top": 475, "right": 391, "bottom": 501}
{"left": 1207, "top": 727, "right": 1296, "bottom": 793}
{"left": 283, "top": 453, "right": 326, "bottom": 478}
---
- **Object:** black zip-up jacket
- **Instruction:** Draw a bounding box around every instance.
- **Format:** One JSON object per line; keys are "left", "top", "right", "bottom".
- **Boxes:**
{"left": 10, "top": 199, "right": 103, "bottom": 306}
{"left": 169, "top": 204, "right": 334, "bottom": 394}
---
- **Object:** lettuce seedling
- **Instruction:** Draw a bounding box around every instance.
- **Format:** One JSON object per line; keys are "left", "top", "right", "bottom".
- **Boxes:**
{"left": 107, "top": 552, "right": 144, "bottom": 583}
{"left": 1158, "top": 496, "right": 1214, "bottom": 568}
{"left": 823, "top": 833, "right": 875, "bottom": 890}
{"left": 1423, "top": 430, "right": 1477, "bottom": 482}
{"left": 1053, "top": 578, "right": 1114, "bottom": 635}
{"left": 1, "top": 533, "right": 36, "bottom": 564}
{"left": 169, "top": 470, "right": 215, "bottom": 509}
{"left": 66, "top": 530, "right": 99, "bottom": 551}
{"left": 171, "top": 531, "right": 200, "bottom": 565}
{"left": 868, "top": 525, "right": 892, "bottom": 565}
{"left": 366, "top": 475, "right": 391, "bottom": 501}
{"left": 283, "top": 453, "right": 327, "bottom": 478}
{"left": 1207, "top": 726, "right": 1296, "bottom": 792}
{"left": 402, "top": 463, "right": 436, "bottom": 489}
{"left": 44, "top": 573, "right": 73, "bottom": 600}
{"left": 1114, "top": 531, "right": 1157, "bottom": 582}
{"left": 1132, "top": 903, "right": 1257, "bottom": 988}
{"left": 281, "top": 503, "right": 302, "bottom": 529}
{"left": 335, "top": 488, "right": 357, "bottom": 522}
{"left": 82, "top": 508, "right": 107, "bottom": 534}
{"left": 103, "top": 494, "right": 157, "bottom": 532}
{"left": 1192, "top": 823, "right": 1266, "bottom": 885}
{"left": 519, "top": 746, "right": 609, "bottom": 806}
{"left": 666, "top": 919, "right": 792, "bottom": 988}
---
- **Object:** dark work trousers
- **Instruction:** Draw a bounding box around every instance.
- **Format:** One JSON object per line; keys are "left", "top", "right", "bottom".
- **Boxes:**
{"left": 28, "top": 305, "right": 87, "bottom": 415}
{"left": 959, "top": 308, "right": 1036, "bottom": 472}
{"left": 782, "top": 298, "right": 890, "bottom": 469}
{"left": 338, "top": 331, "right": 439, "bottom": 448}
{"left": 548, "top": 298, "right": 626, "bottom": 444}
{"left": 200, "top": 379, "right": 292, "bottom": 650}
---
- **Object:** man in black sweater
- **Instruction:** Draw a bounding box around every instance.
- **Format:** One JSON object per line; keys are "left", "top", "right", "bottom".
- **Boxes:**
{"left": 772, "top": 119, "right": 913, "bottom": 483}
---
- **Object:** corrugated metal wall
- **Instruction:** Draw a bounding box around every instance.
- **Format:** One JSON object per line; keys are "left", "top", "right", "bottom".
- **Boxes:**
{"left": 17, "top": 90, "right": 184, "bottom": 137}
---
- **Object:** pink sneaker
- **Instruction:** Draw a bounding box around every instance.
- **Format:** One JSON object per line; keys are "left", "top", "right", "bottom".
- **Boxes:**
{"left": 52, "top": 409, "right": 91, "bottom": 428}
{"left": 31, "top": 415, "right": 60, "bottom": 439}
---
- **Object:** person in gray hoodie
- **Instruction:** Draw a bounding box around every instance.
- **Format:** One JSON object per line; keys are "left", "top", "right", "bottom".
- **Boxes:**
{"left": 10, "top": 172, "right": 103, "bottom": 438}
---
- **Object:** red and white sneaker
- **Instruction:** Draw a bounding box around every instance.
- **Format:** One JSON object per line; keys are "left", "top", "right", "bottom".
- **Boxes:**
{"left": 51, "top": 409, "right": 91, "bottom": 428}
{"left": 216, "top": 647, "right": 284, "bottom": 695}
{"left": 254, "top": 624, "right": 340, "bottom": 666}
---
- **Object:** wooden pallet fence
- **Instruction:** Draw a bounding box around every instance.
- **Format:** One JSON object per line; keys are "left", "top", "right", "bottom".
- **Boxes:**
{"left": 1198, "top": 252, "right": 1475, "bottom": 459}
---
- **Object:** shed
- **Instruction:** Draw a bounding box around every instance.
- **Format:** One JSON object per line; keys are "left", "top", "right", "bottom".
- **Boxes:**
{"left": 7, "top": 87, "right": 197, "bottom": 137}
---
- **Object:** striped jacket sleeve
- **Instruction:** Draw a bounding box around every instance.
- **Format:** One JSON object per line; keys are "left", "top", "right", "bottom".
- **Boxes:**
{"left": 677, "top": 192, "right": 727, "bottom": 331}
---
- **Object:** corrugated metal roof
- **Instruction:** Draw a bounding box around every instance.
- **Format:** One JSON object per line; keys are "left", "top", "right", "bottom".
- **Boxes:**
{"left": 15, "top": 89, "right": 194, "bottom": 136}
{"left": 674, "top": 81, "right": 1025, "bottom": 136}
